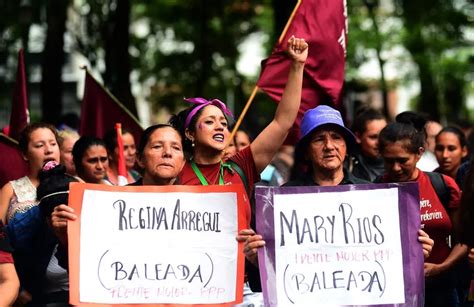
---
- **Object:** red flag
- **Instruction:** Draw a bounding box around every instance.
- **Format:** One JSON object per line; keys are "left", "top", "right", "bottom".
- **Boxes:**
{"left": 115, "top": 123, "right": 129, "bottom": 186}
{"left": 79, "top": 70, "right": 143, "bottom": 144}
{"left": 257, "top": 0, "right": 348, "bottom": 143}
{"left": 9, "top": 49, "right": 30, "bottom": 141}
{"left": 0, "top": 133, "right": 28, "bottom": 188}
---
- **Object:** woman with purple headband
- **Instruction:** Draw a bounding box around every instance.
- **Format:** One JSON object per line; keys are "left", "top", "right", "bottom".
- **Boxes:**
{"left": 170, "top": 36, "right": 308, "bottom": 227}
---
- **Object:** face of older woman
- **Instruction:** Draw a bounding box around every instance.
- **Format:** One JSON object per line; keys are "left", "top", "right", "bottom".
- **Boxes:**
{"left": 25, "top": 128, "right": 60, "bottom": 174}
{"left": 305, "top": 126, "right": 347, "bottom": 174}
{"left": 138, "top": 127, "right": 185, "bottom": 184}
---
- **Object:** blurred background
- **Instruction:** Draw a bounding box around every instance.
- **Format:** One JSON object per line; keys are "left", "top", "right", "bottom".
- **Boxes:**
{"left": 0, "top": 0, "right": 473, "bottom": 136}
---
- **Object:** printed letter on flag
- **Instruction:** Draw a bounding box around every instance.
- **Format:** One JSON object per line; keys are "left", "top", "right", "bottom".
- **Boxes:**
{"left": 257, "top": 0, "right": 348, "bottom": 143}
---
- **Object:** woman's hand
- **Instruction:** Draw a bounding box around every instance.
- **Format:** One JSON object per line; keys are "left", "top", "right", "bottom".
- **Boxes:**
{"left": 236, "top": 229, "right": 265, "bottom": 266}
{"left": 50, "top": 204, "right": 77, "bottom": 246}
{"left": 418, "top": 229, "right": 434, "bottom": 259}
{"left": 287, "top": 36, "right": 308, "bottom": 64}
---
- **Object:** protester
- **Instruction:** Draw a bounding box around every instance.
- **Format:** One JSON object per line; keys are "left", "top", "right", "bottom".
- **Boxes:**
{"left": 434, "top": 126, "right": 468, "bottom": 179}
{"left": 242, "top": 106, "right": 433, "bottom": 268}
{"left": 415, "top": 115, "right": 442, "bottom": 171}
{"left": 104, "top": 128, "right": 141, "bottom": 185}
{"left": 11, "top": 161, "right": 78, "bottom": 306}
{"left": 51, "top": 124, "right": 186, "bottom": 243}
{"left": 378, "top": 117, "right": 468, "bottom": 307}
{"left": 72, "top": 136, "right": 110, "bottom": 184}
{"left": 235, "top": 130, "right": 251, "bottom": 152}
{"left": 426, "top": 120, "right": 443, "bottom": 153}
{"left": 347, "top": 107, "right": 387, "bottom": 181}
{"left": 58, "top": 129, "right": 80, "bottom": 176}
{"left": 170, "top": 36, "right": 307, "bottom": 305}
{"left": 171, "top": 36, "right": 307, "bottom": 210}
{"left": 0, "top": 123, "right": 60, "bottom": 224}
{"left": 0, "top": 220, "right": 19, "bottom": 306}
{"left": 131, "top": 124, "right": 185, "bottom": 186}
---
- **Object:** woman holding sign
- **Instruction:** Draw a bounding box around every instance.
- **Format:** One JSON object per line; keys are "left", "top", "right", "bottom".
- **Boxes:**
{"left": 241, "top": 106, "right": 435, "bottom": 294}
{"left": 169, "top": 36, "right": 307, "bottom": 305}
{"left": 378, "top": 112, "right": 468, "bottom": 307}
{"left": 50, "top": 124, "right": 186, "bottom": 236}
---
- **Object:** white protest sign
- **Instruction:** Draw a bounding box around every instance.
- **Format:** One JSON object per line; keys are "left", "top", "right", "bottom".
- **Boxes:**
{"left": 273, "top": 188, "right": 405, "bottom": 306}
{"left": 68, "top": 184, "right": 246, "bottom": 306}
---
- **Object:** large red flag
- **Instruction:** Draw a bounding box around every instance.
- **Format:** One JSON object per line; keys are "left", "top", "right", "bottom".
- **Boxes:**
{"left": 79, "top": 70, "right": 143, "bottom": 144}
{"left": 257, "top": 0, "right": 348, "bottom": 143}
{"left": 0, "top": 133, "right": 28, "bottom": 188}
{"left": 9, "top": 49, "right": 30, "bottom": 141}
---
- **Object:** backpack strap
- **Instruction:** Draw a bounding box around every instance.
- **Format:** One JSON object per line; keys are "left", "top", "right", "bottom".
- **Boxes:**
{"left": 227, "top": 160, "right": 250, "bottom": 197}
{"left": 425, "top": 171, "right": 451, "bottom": 212}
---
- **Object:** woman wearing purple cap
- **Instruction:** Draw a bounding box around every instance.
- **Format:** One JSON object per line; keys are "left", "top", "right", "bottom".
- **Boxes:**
{"left": 242, "top": 105, "right": 434, "bottom": 270}
{"left": 170, "top": 36, "right": 308, "bottom": 227}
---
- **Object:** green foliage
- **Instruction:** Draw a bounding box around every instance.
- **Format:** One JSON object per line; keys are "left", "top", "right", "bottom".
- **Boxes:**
{"left": 129, "top": 0, "right": 272, "bottom": 115}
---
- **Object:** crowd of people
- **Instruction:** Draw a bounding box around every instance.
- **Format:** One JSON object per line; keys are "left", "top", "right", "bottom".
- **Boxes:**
{"left": 0, "top": 35, "right": 473, "bottom": 307}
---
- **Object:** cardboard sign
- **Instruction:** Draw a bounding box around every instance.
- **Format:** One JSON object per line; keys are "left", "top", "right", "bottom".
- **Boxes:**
{"left": 68, "top": 183, "right": 247, "bottom": 306}
{"left": 255, "top": 183, "right": 424, "bottom": 307}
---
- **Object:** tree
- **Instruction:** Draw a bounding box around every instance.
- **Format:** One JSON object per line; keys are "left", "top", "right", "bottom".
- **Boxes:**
{"left": 393, "top": 0, "right": 472, "bottom": 121}
{"left": 41, "top": 0, "right": 69, "bottom": 124}
{"left": 69, "top": 0, "right": 137, "bottom": 116}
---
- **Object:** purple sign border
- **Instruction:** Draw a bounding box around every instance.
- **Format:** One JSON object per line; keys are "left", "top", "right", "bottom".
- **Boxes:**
{"left": 255, "top": 182, "right": 424, "bottom": 307}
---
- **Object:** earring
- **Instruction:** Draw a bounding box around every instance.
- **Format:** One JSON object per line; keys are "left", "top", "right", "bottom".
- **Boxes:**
{"left": 192, "top": 140, "right": 195, "bottom": 147}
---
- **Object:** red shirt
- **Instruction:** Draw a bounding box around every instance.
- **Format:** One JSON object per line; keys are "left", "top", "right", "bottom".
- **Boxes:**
{"left": 0, "top": 250, "right": 13, "bottom": 263}
{"left": 417, "top": 171, "right": 461, "bottom": 264}
{"left": 381, "top": 170, "right": 461, "bottom": 264}
{"left": 179, "top": 146, "right": 260, "bottom": 226}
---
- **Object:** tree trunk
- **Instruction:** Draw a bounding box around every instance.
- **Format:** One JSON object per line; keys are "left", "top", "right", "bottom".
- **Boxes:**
{"left": 41, "top": 0, "right": 68, "bottom": 125}
{"left": 271, "top": 0, "right": 297, "bottom": 41}
{"left": 363, "top": 0, "right": 389, "bottom": 119}
{"left": 400, "top": 0, "right": 440, "bottom": 120}
{"left": 103, "top": 0, "right": 137, "bottom": 117}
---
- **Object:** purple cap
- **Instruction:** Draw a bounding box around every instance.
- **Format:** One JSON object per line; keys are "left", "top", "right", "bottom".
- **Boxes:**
{"left": 299, "top": 105, "right": 356, "bottom": 148}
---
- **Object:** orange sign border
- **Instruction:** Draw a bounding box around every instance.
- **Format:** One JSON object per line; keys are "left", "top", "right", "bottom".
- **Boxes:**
{"left": 68, "top": 183, "right": 247, "bottom": 306}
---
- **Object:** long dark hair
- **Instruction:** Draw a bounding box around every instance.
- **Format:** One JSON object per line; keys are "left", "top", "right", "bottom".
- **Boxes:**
{"left": 379, "top": 112, "right": 426, "bottom": 154}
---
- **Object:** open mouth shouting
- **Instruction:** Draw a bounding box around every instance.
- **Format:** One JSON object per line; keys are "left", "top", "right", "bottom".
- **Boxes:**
{"left": 213, "top": 133, "right": 225, "bottom": 143}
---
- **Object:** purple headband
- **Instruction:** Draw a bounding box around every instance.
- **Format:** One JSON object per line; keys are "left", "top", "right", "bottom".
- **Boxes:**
{"left": 184, "top": 97, "right": 233, "bottom": 129}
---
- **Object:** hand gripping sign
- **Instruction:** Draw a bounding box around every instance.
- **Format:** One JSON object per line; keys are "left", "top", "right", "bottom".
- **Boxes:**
{"left": 255, "top": 183, "right": 424, "bottom": 307}
{"left": 68, "top": 183, "right": 247, "bottom": 306}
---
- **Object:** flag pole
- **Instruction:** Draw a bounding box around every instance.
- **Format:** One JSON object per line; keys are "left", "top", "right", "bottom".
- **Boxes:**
{"left": 226, "top": 0, "right": 302, "bottom": 149}
{"left": 227, "top": 85, "right": 259, "bottom": 144}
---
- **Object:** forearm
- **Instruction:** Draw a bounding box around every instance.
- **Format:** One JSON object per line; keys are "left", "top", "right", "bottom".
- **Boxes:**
{"left": 438, "top": 243, "right": 469, "bottom": 272}
{"left": 0, "top": 263, "right": 20, "bottom": 305}
{"left": 274, "top": 61, "right": 305, "bottom": 131}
